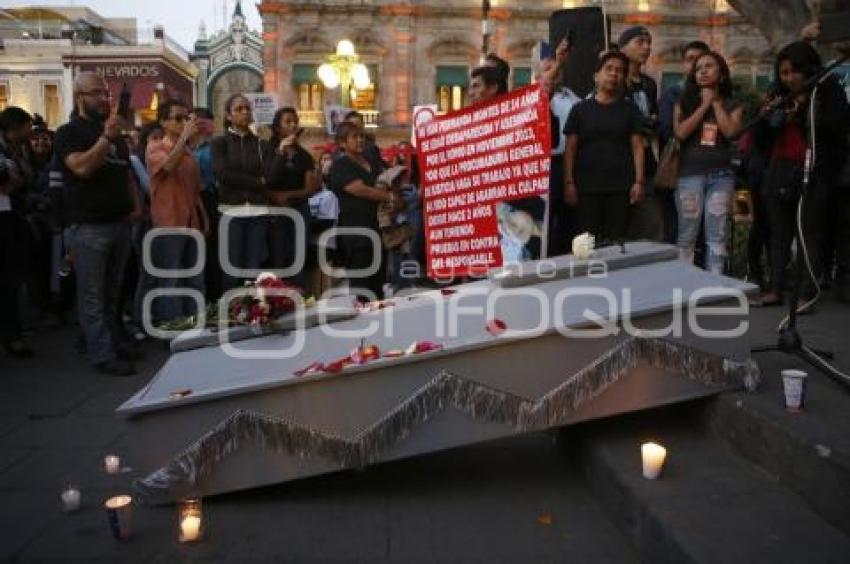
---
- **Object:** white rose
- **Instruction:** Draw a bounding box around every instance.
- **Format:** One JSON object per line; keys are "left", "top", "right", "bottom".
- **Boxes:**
{"left": 572, "top": 232, "right": 595, "bottom": 260}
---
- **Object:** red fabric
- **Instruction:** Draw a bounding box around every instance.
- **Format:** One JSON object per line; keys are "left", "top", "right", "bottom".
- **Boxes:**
{"left": 771, "top": 124, "right": 806, "bottom": 163}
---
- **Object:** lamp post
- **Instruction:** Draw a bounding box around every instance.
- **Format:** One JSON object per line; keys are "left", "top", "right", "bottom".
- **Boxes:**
{"left": 481, "top": 0, "right": 491, "bottom": 61}
{"left": 317, "top": 39, "right": 371, "bottom": 108}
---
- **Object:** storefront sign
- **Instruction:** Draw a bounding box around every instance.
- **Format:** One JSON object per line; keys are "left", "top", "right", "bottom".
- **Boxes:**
{"left": 416, "top": 84, "right": 552, "bottom": 278}
{"left": 93, "top": 64, "right": 161, "bottom": 79}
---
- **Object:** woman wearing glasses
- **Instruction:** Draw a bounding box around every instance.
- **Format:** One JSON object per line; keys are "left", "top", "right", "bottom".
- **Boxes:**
{"left": 211, "top": 94, "right": 273, "bottom": 291}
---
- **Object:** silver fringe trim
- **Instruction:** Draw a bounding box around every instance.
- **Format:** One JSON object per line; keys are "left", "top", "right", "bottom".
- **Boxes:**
{"left": 135, "top": 337, "right": 759, "bottom": 502}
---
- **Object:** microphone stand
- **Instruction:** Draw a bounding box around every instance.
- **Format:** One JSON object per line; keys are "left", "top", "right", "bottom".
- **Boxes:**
{"left": 750, "top": 54, "right": 850, "bottom": 392}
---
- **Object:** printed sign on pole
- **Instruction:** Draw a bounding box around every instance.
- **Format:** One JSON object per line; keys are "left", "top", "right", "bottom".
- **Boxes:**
{"left": 324, "top": 105, "right": 353, "bottom": 136}
{"left": 415, "top": 84, "right": 552, "bottom": 278}
{"left": 243, "top": 93, "right": 279, "bottom": 125}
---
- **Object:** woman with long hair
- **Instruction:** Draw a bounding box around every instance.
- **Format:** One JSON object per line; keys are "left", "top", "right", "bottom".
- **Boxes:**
{"left": 564, "top": 50, "right": 645, "bottom": 244}
{"left": 266, "top": 107, "right": 317, "bottom": 287}
{"left": 673, "top": 50, "right": 742, "bottom": 274}
{"left": 753, "top": 41, "right": 850, "bottom": 308}
{"left": 211, "top": 94, "right": 272, "bottom": 291}
{"left": 328, "top": 121, "right": 395, "bottom": 300}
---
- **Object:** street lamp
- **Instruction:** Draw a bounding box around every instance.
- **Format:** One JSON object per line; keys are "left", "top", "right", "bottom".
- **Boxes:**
{"left": 317, "top": 39, "right": 371, "bottom": 108}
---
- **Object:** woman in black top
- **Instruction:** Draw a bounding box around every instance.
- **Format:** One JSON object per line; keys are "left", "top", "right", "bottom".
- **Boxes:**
{"left": 753, "top": 41, "right": 850, "bottom": 307}
{"left": 266, "top": 107, "right": 317, "bottom": 288}
{"left": 673, "top": 51, "right": 742, "bottom": 275}
{"left": 564, "top": 50, "right": 645, "bottom": 245}
{"left": 211, "top": 94, "right": 272, "bottom": 291}
{"left": 328, "top": 122, "right": 395, "bottom": 300}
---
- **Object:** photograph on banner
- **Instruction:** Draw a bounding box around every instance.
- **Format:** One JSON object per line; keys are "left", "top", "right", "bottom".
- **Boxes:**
{"left": 325, "top": 105, "right": 353, "bottom": 136}
{"left": 415, "top": 84, "right": 552, "bottom": 278}
{"left": 410, "top": 104, "right": 439, "bottom": 147}
{"left": 243, "top": 92, "right": 279, "bottom": 125}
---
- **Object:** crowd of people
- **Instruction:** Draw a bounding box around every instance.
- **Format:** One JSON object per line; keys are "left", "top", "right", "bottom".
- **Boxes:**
{"left": 1, "top": 24, "right": 848, "bottom": 376}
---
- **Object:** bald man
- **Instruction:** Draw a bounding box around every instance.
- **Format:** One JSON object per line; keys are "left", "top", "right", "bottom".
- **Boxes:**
{"left": 53, "top": 72, "right": 141, "bottom": 376}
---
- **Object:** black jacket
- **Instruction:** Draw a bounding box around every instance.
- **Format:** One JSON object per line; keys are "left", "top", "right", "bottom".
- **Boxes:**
{"left": 755, "top": 76, "right": 850, "bottom": 188}
{"left": 211, "top": 130, "right": 273, "bottom": 205}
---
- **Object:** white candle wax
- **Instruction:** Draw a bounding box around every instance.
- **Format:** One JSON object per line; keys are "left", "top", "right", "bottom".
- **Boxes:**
{"left": 104, "top": 455, "right": 120, "bottom": 474}
{"left": 61, "top": 487, "right": 81, "bottom": 512}
{"left": 180, "top": 515, "right": 202, "bottom": 541}
{"left": 641, "top": 442, "right": 667, "bottom": 479}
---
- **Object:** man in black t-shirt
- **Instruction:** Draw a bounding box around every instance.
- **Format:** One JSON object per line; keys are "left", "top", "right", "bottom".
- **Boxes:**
{"left": 53, "top": 72, "right": 140, "bottom": 376}
{"left": 618, "top": 26, "right": 664, "bottom": 241}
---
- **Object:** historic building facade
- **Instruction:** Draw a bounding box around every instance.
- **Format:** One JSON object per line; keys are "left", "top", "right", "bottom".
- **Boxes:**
{"left": 192, "top": 1, "right": 264, "bottom": 126}
{"left": 259, "top": 0, "right": 774, "bottom": 130}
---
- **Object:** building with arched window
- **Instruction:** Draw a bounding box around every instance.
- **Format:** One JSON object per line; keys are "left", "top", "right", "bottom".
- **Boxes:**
{"left": 192, "top": 1, "right": 264, "bottom": 128}
{"left": 259, "top": 0, "right": 774, "bottom": 132}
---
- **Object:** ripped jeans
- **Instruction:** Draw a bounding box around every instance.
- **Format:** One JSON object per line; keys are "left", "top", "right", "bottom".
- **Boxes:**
{"left": 675, "top": 169, "right": 734, "bottom": 275}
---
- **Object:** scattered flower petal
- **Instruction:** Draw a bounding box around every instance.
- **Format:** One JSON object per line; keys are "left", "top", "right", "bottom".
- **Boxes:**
{"left": 537, "top": 513, "right": 553, "bottom": 526}
{"left": 486, "top": 319, "right": 507, "bottom": 336}
{"left": 384, "top": 349, "right": 405, "bottom": 358}
{"left": 294, "top": 362, "right": 324, "bottom": 377}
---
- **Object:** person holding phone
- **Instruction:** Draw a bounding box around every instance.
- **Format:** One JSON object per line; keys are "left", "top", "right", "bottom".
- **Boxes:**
{"left": 146, "top": 99, "right": 209, "bottom": 323}
{"left": 53, "top": 72, "right": 141, "bottom": 375}
{"left": 267, "top": 107, "right": 318, "bottom": 287}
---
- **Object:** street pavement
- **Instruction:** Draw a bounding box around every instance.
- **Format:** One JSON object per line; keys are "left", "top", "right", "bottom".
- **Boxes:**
{"left": 0, "top": 294, "right": 848, "bottom": 563}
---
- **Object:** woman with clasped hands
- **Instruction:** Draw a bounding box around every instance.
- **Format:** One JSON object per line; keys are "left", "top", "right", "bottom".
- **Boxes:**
{"left": 672, "top": 51, "right": 742, "bottom": 275}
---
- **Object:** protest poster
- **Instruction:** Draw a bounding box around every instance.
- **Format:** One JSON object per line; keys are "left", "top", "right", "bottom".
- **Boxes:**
{"left": 324, "top": 105, "right": 353, "bottom": 136}
{"left": 415, "top": 84, "right": 552, "bottom": 278}
{"left": 243, "top": 92, "right": 279, "bottom": 125}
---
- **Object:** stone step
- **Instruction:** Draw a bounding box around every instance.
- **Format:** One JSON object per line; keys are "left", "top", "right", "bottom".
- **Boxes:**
{"left": 702, "top": 351, "right": 850, "bottom": 537}
{"left": 572, "top": 404, "right": 850, "bottom": 564}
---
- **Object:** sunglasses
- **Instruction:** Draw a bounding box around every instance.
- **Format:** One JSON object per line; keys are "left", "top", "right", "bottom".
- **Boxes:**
{"left": 169, "top": 115, "right": 189, "bottom": 122}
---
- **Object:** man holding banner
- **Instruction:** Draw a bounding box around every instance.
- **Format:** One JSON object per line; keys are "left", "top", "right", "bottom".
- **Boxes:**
{"left": 536, "top": 38, "right": 580, "bottom": 257}
{"left": 416, "top": 81, "right": 552, "bottom": 279}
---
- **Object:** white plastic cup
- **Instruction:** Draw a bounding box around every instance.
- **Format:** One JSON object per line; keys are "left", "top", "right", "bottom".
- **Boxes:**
{"left": 781, "top": 369, "right": 808, "bottom": 412}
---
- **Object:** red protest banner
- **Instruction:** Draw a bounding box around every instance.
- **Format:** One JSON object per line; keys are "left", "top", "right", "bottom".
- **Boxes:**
{"left": 416, "top": 84, "right": 552, "bottom": 278}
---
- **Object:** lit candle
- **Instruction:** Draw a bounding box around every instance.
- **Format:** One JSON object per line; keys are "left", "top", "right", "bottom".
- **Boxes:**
{"left": 641, "top": 442, "right": 667, "bottom": 479}
{"left": 104, "top": 455, "right": 120, "bottom": 474}
{"left": 180, "top": 515, "right": 202, "bottom": 542}
{"left": 61, "top": 487, "right": 81, "bottom": 512}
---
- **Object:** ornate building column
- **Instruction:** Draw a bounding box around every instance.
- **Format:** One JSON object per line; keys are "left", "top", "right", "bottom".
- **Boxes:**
{"left": 390, "top": 23, "right": 415, "bottom": 127}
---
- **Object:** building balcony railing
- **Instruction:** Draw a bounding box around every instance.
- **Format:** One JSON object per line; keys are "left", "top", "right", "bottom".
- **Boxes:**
{"left": 298, "top": 108, "right": 381, "bottom": 129}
